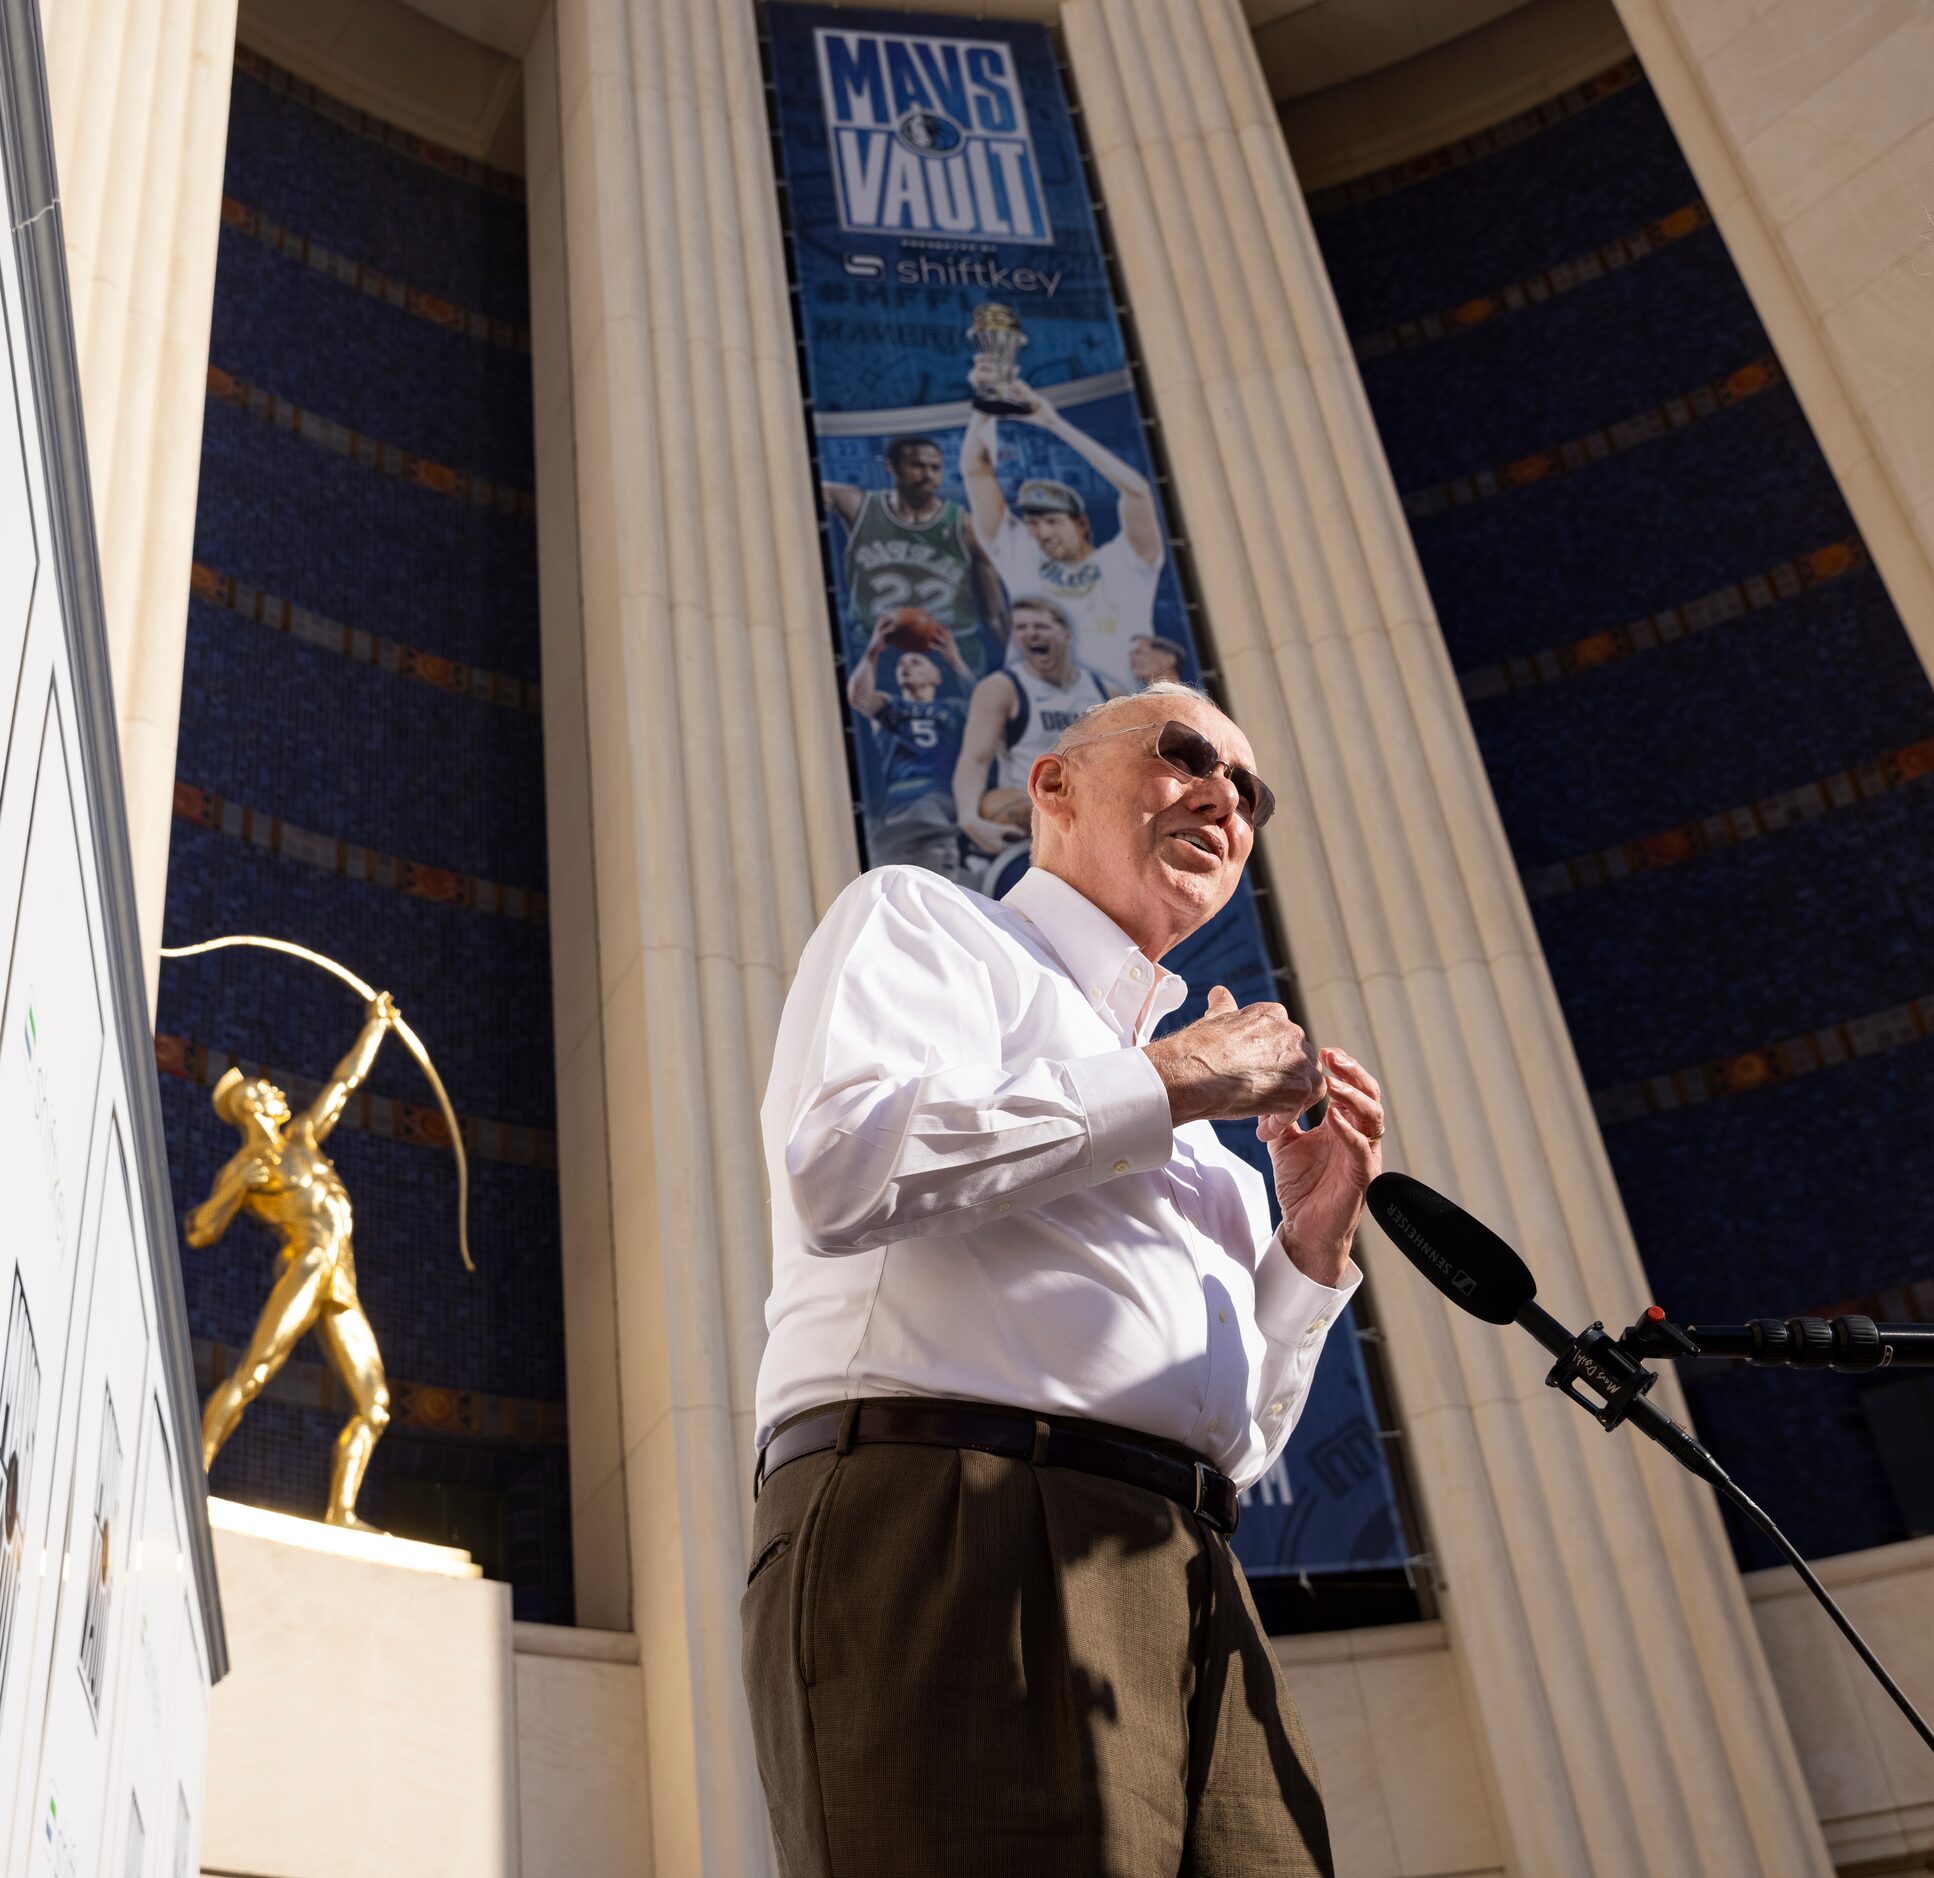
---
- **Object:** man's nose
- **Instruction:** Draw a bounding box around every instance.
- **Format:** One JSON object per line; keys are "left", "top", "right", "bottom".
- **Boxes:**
{"left": 1186, "top": 768, "right": 1241, "bottom": 822}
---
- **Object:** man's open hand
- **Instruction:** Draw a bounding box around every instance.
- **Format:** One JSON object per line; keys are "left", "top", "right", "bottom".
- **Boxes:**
{"left": 1144, "top": 984, "right": 1325, "bottom": 1127}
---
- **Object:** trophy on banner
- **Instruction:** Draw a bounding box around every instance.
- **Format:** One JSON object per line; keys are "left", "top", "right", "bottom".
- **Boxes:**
{"left": 967, "top": 302, "right": 1033, "bottom": 416}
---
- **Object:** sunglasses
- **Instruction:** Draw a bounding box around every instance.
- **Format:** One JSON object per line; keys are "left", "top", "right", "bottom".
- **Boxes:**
{"left": 1060, "top": 718, "right": 1276, "bottom": 830}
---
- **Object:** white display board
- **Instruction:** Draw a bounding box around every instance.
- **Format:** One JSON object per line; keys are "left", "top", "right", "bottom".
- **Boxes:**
{"left": 0, "top": 0, "right": 225, "bottom": 1871}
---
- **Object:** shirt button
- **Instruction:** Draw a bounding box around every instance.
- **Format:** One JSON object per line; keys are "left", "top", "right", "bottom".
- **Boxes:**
{"left": 1127, "top": 965, "right": 1143, "bottom": 982}
{"left": 996, "top": 1201, "right": 1010, "bottom": 1214}
{"left": 1113, "top": 1158, "right": 1129, "bottom": 1174}
{"left": 1206, "top": 1418, "right": 1220, "bottom": 1435}
{"left": 1217, "top": 1309, "right": 1227, "bottom": 1324}
{"left": 1268, "top": 1401, "right": 1285, "bottom": 1418}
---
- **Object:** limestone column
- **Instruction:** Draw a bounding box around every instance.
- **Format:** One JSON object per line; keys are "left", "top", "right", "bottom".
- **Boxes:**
{"left": 1061, "top": 3, "right": 1831, "bottom": 1872}
{"left": 1608, "top": 0, "right": 1934, "bottom": 692}
{"left": 543, "top": 0, "right": 857, "bottom": 1868}
{"left": 41, "top": 0, "right": 240, "bottom": 1006}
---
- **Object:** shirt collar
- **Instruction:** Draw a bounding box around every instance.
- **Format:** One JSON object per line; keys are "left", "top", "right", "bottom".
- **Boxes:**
{"left": 1003, "top": 867, "right": 1188, "bottom": 1043}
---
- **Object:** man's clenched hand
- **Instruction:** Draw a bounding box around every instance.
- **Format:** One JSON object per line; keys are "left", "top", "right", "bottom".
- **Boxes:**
{"left": 1143, "top": 985, "right": 1325, "bottom": 1128}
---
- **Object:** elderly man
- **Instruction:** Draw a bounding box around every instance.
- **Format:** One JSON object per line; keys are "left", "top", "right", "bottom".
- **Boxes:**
{"left": 744, "top": 683, "right": 1383, "bottom": 1877}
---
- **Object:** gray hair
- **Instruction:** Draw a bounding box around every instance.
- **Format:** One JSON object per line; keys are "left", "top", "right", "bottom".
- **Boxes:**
{"left": 1049, "top": 680, "right": 1212, "bottom": 757}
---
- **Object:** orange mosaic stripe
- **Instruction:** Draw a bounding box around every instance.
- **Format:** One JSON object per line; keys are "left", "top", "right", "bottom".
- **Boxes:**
{"left": 1591, "top": 995, "right": 1934, "bottom": 1127}
{"left": 172, "top": 781, "right": 547, "bottom": 924}
{"left": 190, "top": 1337, "right": 567, "bottom": 1445}
{"left": 1354, "top": 202, "right": 1713, "bottom": 362}
{"left": 1523, "top": 731, "right": 1934, "bottom": 901}
{"left": 1809, "top": 1277, "right": 1934, "bottom": 1324}
{"left": 155, "top": 1032, "right": 558, "bottom": 1168}
{"left": 1402, "top": 356, "right": 1786, "bottom": 520}
{"left": 205, "top": 366, "right": 534, "bottom": 519}
{"left": 189, "top": 561, "right": 540, "bottom": 712}
{"left": 1460, "top": 537, "right": 1869, "bottom": 703}
{"left": 1306, "top": 59, "right": 1644, "bottom": 215}
{"left": 234, "top": 45, "right": 524, "bottom": 201}
{"left": 219, "top": 196, "right": 531, "bottom": 352}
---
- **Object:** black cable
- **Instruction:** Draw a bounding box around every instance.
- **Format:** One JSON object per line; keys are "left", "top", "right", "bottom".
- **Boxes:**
{"left": 1714, "top": 1474, "right": 1934, "bottom": 1756}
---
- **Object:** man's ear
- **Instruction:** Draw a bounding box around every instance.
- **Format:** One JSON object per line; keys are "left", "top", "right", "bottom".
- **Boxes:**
{"left": 1028, "top": 750, "right": 1076, "bottom": 832}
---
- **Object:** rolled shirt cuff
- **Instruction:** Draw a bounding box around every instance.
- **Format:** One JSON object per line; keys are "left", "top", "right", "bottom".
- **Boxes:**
{"left": 1254, "top": 1231, "right": 1363, "bottom": 1349}
{"left": 1064, "top": 1047, "right": 1175, "bottom": 1181}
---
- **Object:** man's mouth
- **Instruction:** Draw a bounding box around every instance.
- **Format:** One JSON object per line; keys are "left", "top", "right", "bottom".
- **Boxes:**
{"left": 1168, "top": 828, "right": 1224, "bottom": 861}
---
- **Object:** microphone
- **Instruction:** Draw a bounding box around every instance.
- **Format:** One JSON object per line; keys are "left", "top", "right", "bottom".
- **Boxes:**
{"left": 1359, "top": 1171, "right": 1532, "bottom": 1324}
{"left": 1365, "top": 1172, "right": 1721, "bottom": 1483}
{"left": 1363, "top": 1171, "right": 1934, "bottom": 1757}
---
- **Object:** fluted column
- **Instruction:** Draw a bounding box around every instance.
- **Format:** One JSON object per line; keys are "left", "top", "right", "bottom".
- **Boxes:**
{"left": 41, "top": 0, "right": 239, "bottom": 1007}
{"left": 1608, "top": 0, "right": 1934, "bottom": 691}
{"left": 1062, "top": 3, "right": 1830, "bottom": 1872}
{"left": 542, "top": 0, "right": 857, "bottom": 1868}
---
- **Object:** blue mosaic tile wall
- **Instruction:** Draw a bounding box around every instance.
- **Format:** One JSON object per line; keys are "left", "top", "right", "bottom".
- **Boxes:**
{"left": 156, "top": 54, "right": 572, "bottom": 1619}
{"left": 1311, "top": 68, "right": 1934, "bottom": 1566}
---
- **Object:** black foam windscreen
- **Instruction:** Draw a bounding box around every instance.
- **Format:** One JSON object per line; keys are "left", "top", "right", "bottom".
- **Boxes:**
{"left": 1365, "top": 1173, "right": 1537, "bottom": 1326}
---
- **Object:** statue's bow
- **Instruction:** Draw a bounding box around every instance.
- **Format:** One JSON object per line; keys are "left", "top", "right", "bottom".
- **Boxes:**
{"left": 159, "top": 934, "right": 474, "bottom": 1273}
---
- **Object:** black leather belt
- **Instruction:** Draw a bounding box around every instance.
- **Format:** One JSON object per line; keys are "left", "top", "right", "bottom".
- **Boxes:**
{"left": 756, "top": 1399, "right": 1241, "bottom": 1536}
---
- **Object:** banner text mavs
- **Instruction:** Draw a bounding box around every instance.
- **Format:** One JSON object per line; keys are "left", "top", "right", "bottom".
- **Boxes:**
{"left": 815, "top": 28, "right": 1052, "bottom": 244}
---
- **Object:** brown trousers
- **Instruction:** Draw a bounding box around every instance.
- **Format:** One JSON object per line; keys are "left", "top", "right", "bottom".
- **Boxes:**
{"left": 740, "top": 1418, "right": 1333, "bottom": 1877}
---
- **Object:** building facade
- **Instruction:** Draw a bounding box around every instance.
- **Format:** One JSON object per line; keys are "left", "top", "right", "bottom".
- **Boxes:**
{"left": 27, "top": 0, "right": 1934, "bottom": 1871}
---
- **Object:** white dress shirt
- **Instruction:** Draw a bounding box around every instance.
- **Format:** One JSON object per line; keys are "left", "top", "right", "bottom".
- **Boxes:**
{"left": 756, "top": 865, "right": 1360, "bottom": 1489}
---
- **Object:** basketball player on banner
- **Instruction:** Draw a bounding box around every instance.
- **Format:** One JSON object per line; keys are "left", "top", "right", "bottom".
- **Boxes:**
{"left": 1131, "top": 633, "right": 1189, "bottom": 689}
{"left": 848, "top": 611, "right": 976, "bottom": 884}
{"left": 952, "top": 596, "right": 1120, "bottom": 865}
{"left": 822, "top": 434, "right": 1010, "bottom": 680}
{"left": 960, "top": 378, "right": 1166, "bottom": 697}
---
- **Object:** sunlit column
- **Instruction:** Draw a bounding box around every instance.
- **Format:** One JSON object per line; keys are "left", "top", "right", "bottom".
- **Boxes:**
{"left": 42, "top": 0, "right": 239, "bottom": 1006}
{"left": 542, "top": 0, "right": 858, "bottom": 1868}
{"left": 1062, "top": 1, "right": 1832, "bottom": 1871}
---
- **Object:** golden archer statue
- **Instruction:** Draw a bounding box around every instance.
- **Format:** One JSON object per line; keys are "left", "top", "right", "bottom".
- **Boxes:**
{"left": 163, "top": 934, "right": 474, "bottom": 1533}
{"left": 186, "top": 992, "right": 403, "bottom": 1529}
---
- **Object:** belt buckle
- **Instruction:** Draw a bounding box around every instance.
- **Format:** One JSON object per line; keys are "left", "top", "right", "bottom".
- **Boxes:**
{"left": 1191, "top": 1460, "right": 1208, "bottom": 1515}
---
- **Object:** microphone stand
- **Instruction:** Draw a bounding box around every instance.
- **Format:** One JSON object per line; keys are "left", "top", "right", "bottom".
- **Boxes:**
{"left": 1628, "top": 1309, "right": 1934, "bottom": 1371}
{"left": 1510, "top": 1298, "right": 1934, "bottom": 1756}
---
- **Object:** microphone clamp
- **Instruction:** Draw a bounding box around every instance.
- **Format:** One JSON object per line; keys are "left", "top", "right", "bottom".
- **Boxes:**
{"left": 1541, "top": 1319, "right": 1659, "bottom": 1430}
{"left": 1510, "top": 1298, "right": 1668, "bottom": 1431}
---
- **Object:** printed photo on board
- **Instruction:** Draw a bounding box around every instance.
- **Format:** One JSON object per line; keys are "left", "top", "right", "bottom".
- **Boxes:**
{"left": 846, "top": 611, "right": 975, "bottom": 885}
{"left": 821, "top": 436, "right": 1008, "bottom": 679}
{"left": 961, "top": 380, "right": 1165, "bottom": 698}
{"left": 953, "top": 596, "right": 1117, "bottom": 862}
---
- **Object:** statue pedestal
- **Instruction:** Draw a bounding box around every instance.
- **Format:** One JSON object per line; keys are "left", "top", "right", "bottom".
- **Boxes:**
{"left": 207, "top": 1495, "right": 484, "bottom": 1576}
{"left": 201, "top": 1498, "right": 517, "bottom": 1878}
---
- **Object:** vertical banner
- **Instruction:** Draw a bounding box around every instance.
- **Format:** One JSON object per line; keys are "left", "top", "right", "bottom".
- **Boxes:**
{"left": 767, "top": 3, "right": 1405, "bottom": 1579}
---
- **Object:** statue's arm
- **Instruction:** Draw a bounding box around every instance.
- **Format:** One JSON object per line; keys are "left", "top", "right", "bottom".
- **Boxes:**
{"left": 185, "top": 1151, "right": 253, "bottom": 1246}
{"left": 299, "top": 993, "right": 398, "bottom": 1144}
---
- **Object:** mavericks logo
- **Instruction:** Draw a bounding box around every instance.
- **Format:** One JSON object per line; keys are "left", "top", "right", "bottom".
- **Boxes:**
{"left": 816, "top": 29, "right": 1052, "bottom": 244}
